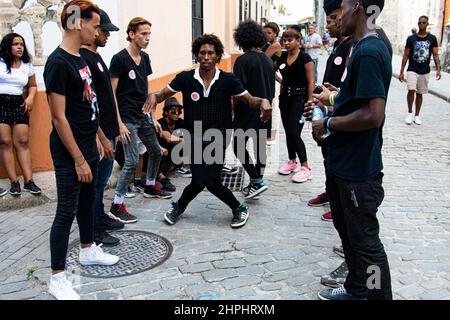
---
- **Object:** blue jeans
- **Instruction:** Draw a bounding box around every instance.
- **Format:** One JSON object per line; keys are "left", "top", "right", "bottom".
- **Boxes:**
{"left": 312, "top": 58, "right": 319, "bottom": 83}
{"left": 94, "top": 139, "right": 115, "bottom": 226}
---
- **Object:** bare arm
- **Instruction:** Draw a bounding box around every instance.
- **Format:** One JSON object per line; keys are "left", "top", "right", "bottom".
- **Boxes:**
{"left": 23, "top": 74, "right": 37, "bottom": 113}
{"left": 432, "top": 46, "right": 441, "bottom": 80}
{"left": 399, "top": 47, "right": 410, "bottom": 82}
{"left": 143, "top": 87, "right": 176, "bottom": 115}
{"left": 235, "top": 92, "right": 272, "bottom": 122}
{"left": 305, "top": 61, "right": 315, "bottom": 100}
{"left": 48, "top": 92, "right": 93, "bottom": 183}
{"left": 111, "top": 76, "right": 131, "bottom": 144}
{"left": 265, "top": 42, "right": 282, "bottom": 58}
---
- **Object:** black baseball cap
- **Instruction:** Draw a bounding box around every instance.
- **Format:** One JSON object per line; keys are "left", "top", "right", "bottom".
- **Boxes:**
{"left": 99, "top": 9, "right": 119, "bottom": 32}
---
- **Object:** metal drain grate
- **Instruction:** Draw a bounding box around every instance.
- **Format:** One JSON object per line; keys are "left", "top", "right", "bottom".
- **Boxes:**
{"left": 221, "top": 166, "right": 245, "bottom": 192}
{"left": 66, "top": 230, "right": 172, "bottom": 279}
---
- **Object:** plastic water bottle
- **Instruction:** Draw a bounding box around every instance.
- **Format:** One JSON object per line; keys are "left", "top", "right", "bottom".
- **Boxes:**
{"left": 312, "top": 107, "right": 331, "bottom": 139}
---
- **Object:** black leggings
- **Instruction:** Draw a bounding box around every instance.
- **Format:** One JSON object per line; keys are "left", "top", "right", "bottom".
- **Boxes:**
{"left": 50, "top": 156, "right": 98, "bottom": 271}
{"left": 233, "top": 133, "right": 266, "bottom": 180}
{"left": 279, "top": 95, "right": 308, "bottom": 164}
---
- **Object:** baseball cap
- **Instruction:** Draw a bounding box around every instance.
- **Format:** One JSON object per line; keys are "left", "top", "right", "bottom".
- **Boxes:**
{"left": 99, "top": 9, "right": 119, "bottom": 32}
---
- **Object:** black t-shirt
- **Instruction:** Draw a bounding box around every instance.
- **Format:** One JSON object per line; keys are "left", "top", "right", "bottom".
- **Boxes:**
{"left": 168, "top": 69, "right": 246, "bottom": 133}
{"left": 406, "top": 33, "right": 438, "bottom": 75}
{"left": 109, "top": 49, "right": 152, "bottom": 124}
{"left": 157, "top": 117, "right": 185, "bottom": 150}
{"left": 44, "top": 47, "right": 99, "bottom": 162}
{"left": 323, "top": 37, "right": 353, "bottom": 88}
{"left": 80, "top": 48, "right": 119, "bottom": 140}
{"left": 233, "top": 51, "right": 274, "bottom": 129}
{"left": 277, "top": 51, "right": 313, "bottom": 88}
{"left": 327, "top": 36, "right": 392, "bottom": 181}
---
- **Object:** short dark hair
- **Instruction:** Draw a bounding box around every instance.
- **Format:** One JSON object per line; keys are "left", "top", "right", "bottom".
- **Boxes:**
{"left": 234, "top": 20, "right": 268, "bottom": 51}
{"left": 419, "top": 15, "right": 429, "bottom": 21}
{"left": 352, "top": 0, "right": 385, "bottom": 15}
{"left": 126, "top": 17, "right": 152, "bottom": 42}
{"left": 282, "top": 28, "right": 301, "bottom": 40}
{"left": 263, "top": 22, "right": 280, "bottom": 36}
{"left": 0, "top": 33, "right": 31, "bottom": 73}
{"left": 61, "top": 0, "right": 100, "bottom": 30}
{"left": 192, "top": 34, "right": 225, "bottom": 63}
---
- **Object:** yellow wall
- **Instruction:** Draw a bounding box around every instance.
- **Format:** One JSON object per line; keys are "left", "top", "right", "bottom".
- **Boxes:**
{"left": 445, "top": 0, "right": 450, "bottom": 26}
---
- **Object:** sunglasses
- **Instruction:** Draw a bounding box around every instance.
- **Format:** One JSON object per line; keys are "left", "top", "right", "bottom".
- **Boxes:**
{"left": 166, "top": 108, "right": 181, "bottom": 114}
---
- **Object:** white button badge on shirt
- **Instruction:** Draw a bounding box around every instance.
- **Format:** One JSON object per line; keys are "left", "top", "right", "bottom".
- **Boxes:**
{"left": 97, "top": 62, "right": 104, "bottom": 72}
{"left": 128, "top": 70, "right": 136, "bottom": 80}
{"left": 334, "top": 57, "right": 343, "bottom": 66}
{"left": 191, "top": 92, "right": 200, "bottom": 102}
{"left": 279, "top": 63, "right": 286, "bottom": 70}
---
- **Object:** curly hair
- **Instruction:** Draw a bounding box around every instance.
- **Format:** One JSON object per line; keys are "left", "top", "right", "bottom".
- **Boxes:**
{"left": 192, "top": 34, "right": 224, "bottom": 63}
{"left": 233, "top": 20, "right": 268, "bottom": 51}
{"left": 0, "top": 33, "right": 31, "bottom": 74}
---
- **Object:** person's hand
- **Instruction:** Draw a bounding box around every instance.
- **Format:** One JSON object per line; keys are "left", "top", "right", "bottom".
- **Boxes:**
{"left": 154, "top": 121, "right": 162, "bottom": 136}
{"left": 312, "top": 119, "right": 326, "bottom": 142}
{"left": 96, "top": 136, "right": 105, "bottom": 161}
{"left": 437, "top": 70, "right": 442, "bottom": 81}
{"left": 100, "top": 137, "right": 115, "bottom": 160}
{"left": 260, "top": 99, "right": 272, "bottom": 123}
{"left": 313, "top": 85, "right": 333, "bottom": 106}
{"left": 399, "top": 73, "right": 405, "bottom": 83}
{"left": 304, "top": 99, "right": 320, "bottom": 119}
{"left": 161, "top": 147, "right": 168, "bottom": 157}
{"left": 22, "top": 96, "right": 34, "bottom": 114}
{"left": 143, "top": 93, "right": 157, "bottom": 114}
{"left": 323, "top": 82, "right": 338, "bottom": 92}
{"left": 119, "top": 121, "right": 131, "bottom": 145}
{"left": 75, "top": 159, "right": 93, "bottom": 183}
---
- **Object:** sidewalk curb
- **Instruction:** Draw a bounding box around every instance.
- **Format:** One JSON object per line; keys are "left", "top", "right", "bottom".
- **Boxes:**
{"left": 392, "top": 72, "right": 450, "bottom": 103}
{"left": 0, "top": 193, "right": 53, "bottom": 212}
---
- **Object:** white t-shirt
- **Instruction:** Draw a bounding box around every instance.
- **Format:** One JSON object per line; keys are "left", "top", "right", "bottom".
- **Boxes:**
{"left": 303, "top": 33, "right": 323, "bottom": 60}
{"left": 0, "top": 58, "right": 35, "bottom": 95}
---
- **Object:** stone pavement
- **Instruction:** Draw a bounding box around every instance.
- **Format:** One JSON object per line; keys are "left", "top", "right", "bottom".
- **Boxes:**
{"left": 1, "top": 55, "right": 450, "bottom": 300}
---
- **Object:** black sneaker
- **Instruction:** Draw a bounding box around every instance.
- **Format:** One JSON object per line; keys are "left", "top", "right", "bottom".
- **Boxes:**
{"left": 131, "top": 179, "right": 145, "bottom": 193}
{"left": 222, "top": 164, "right": 239, "bottom": 175}
{"left": 144, "top": 184, "right": 172, "bottom": 199}
{"left": 108, "top": 203, "right": 138, "bottom": 224}
{"left": 175, "top": 167, "right": 192, "bottom": 178}
{"left": 159, "top": 178, "right": 176, "bottom": 192}
{"left": 164, "top": 201, "right": 185, "bottom": 225}
{"left": 318, "top": 287, "right": 366, "bottom": 300}
{"left": 93, "top": 229, "right": 120, "bottom": 247}
{"left": 320, "top": 261, "right": 348, "bottom": 288}
{"left": 24, "top": 180, "right": 42, "bottom": 195}
{"left": 245, "top": 179, "right": 268, "bottom": 200}
{"left": 0, "top": 187, "right": 7, "bottom": 197}
{"left": 9, "top": 181, "right": 21, "bottom": 197}
{"left": 96, "top": 214, "right": 125, "bottom": 231}
{"left": 231, "top": 204, "right": 250, "bottom": 228}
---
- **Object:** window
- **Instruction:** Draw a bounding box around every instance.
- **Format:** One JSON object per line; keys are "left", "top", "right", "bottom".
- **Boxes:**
{"left": 192, "top": 0, "right": 203, "bottom": 42}
{"left": 256, "top": 1, "right": 259, "bottom": 22}
{"left": 239, "top": 0, "right": 243, "bottom": 21}
{"left": 248, "top": 0, "right": 252, "bottom": 19}
{"left": 244, "top": 0, "right": 249, "bottom": 20}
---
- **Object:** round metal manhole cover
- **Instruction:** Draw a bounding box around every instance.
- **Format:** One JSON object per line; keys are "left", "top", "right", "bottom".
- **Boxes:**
{"left": 66, "top": 230, "right": 173, "bottom": 278}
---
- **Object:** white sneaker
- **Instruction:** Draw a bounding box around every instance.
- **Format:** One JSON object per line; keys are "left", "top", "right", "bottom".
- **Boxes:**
{"left": 48, "top": 273, "right": 80, "bottom": 300}
{"left": 414, "top": 116, "right": 422, "bottom": 125}
{"left": 405, "top": 113, "right": 413, "bottom": 125}
{"left": 79, "top": 243, "right": 120, "bottom": 266}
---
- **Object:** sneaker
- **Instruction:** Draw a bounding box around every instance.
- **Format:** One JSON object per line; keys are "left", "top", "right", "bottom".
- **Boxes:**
{"left": 414, "top": 116, "right": 422, "bottom": 125}
{"left": 164, "top": 201, "right": 185, "bottom": 225}
{"left": 318, "top": 287, "right": 365, "bottom": 300}
{"left": 48, "top": 273, "right": 80, "bottom": 300}
{"left": 175, "top": 166, "right": 192, "bottom": 178}
{"left": 96, "top": 214, "right": 125, "bottom": 231}
{"left": 93, "top": 229, "right": 120, "bottom": 247}
{"left": 131, "top": 179, "right": 145, "bottom": 192}
{"left": 405, "top": 113, "right": 413, "bottom": 125}
{"left": 79, "top": 243, "right": 119, "bottom": 266}
{"left": 321, "top": 211, "right": 333, "bottom": 222}
{"left": 245, "top": 179, "right": 268, "bottom": 200}
{"left": 292, "top": 166, "right": 312, "bottom": 183}
{"left": 222, "top": 164, "right": 239, "bottom": 175}
{"left": 9, "top": 181, "right": 21, "bottom": 196}
{"left": 23, "top": 180, "right": 42, "bottom": 195}
{"left": 278, "top": 160, "right": 299, "bottom": 175}
{"left": 333, "top": 245, "right": 345, "bottom": 258}
{"left": 125, "top": 186, "right": 136, "bottom": 198}
{"left": 241, "top": 184, "right": 260, "bottom": 200}
{"left": 231, "top": 204, "right": 250, "bottom": 228}
{"left": 108, "top": 203, "right": 138, "bottom": 224}
{"left": 144, "top": 184, "right": 173, "bottom": 199}
{"left": 320, "top": 261, "right": 348, "bottom": 288}
{"left": 0, "top": 187, "right": 7, "bottom": 197}
{"left": 159, "top": 178, "right": 176, "bottom": 192}
{"left": 308, "top": 192, "right": 329, "bottom": 207}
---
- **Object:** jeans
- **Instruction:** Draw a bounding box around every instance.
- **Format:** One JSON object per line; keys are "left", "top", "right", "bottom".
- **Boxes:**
{"left": 116, "top": 120, "right": 162, "bottom": 196}
{"left": 326, "top": 172, "right": 392, "bottom": 300}
{"left": 312, "top": 58, "right": 319, "bottom": 83}
{"left": 279, "top": 94, "right": 308, "bottom": 164}
{"left": 93, "top": 140, "right": 115, "bottom": 226}
{"left": 50, "top": 149, "right": 98, "bottom": 271}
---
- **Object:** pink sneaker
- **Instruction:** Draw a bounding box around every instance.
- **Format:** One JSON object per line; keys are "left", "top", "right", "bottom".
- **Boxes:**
{"left": 292, "top": 166, "right": 312, "bottom": 183}
{"left": 279, "top": 160, "right": 299, "bottom": 175}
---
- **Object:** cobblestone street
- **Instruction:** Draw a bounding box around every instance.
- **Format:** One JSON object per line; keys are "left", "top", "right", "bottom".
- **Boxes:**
{"left": 1, "top": 56, "right": 450, "bottom": 300}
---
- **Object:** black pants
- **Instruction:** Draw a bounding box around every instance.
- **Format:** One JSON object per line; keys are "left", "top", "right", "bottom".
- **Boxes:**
{"left": 279, "top": 94, "right": 308, "bottom": 163}
{"left": 233, "top": 131, "right": 266, "bottom": 180}
{"left": 326, "top": 172, "right": 392, "bottom": 300}
{"left": 50, "top": 151, "right": 98, "bottom": 271}
{"left": 178, "top": 140, "right": 240, "bottom": 211}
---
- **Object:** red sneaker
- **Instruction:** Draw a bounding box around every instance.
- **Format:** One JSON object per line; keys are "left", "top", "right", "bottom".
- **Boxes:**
{"left": 308, "top": 192, "right": 329, "bottom": 207}
{"left": 321, "top": 211, "right": 333, "bottom": 222}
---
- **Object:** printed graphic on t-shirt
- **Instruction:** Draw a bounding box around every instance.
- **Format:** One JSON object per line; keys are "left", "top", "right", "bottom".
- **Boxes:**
{"left": 79, "top": 65, "right": 98, "bottom": 121}
{"left": 413, "top": 40, "right": 431, "bottom": 64}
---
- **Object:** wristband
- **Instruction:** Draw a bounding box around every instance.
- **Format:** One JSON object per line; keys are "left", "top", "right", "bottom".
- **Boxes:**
{"left": 329, "top": 93, "right": 335, "bottom": 106}
{"left": 323, "top": 106, "right": 328, "bottom": 117}
{"left": 326, "top": 117, "right": 334, "bottom": 133}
